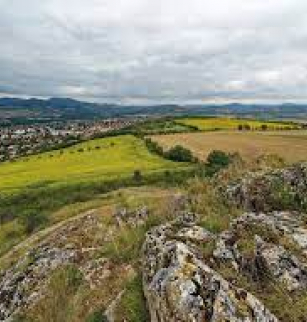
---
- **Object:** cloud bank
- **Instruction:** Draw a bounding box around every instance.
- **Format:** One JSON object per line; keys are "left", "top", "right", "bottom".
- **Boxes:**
{"left": 1, "top": 0, "right": 307, "bottom": 103}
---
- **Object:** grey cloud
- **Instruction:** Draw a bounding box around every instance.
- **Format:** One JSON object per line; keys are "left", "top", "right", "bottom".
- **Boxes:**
{"left": 1, "top": 0, "right": 307, "bottom": 103}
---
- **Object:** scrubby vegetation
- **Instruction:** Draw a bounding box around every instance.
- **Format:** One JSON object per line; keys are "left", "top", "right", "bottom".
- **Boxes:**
{"left": 0, "top": 167, "right": 197, "bottom": 256}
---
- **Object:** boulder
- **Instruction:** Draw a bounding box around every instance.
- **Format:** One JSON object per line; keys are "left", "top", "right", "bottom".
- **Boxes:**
{"left": 213, "top": 212, "right": 307, "bottom": 292}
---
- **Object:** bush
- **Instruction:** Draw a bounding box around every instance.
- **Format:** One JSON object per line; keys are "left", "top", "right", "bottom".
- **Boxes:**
{"left": 144, "top": 138, "right": 164, "bottom": 156}
{"left": 207, "top": 150, "right": 231, "bottom": 168}
{"left": 133, "top": 170, "right": 143, "bottom": 182}
{"left": 206, "top": 150, "right": 232, "bottom": 176}
{"left": 165, "top": 145, "right": 194, "bottom": 162}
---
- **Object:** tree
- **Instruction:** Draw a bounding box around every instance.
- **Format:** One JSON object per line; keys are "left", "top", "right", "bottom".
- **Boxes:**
{"left": 261, "top": 124, "right": 268, "bottom": 131}
{"left": 166, "top": 145, "right": 194, "bottom": 162}
{"left": 144, "top": 138, "right": 164, "bottom": 156}
{"left": 207, "top": 150, "right": 231, "bottom": 168}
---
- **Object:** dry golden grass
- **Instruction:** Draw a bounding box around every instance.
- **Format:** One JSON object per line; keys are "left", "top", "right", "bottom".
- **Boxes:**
{"left": 151, "top": 130, "right": 307, "bottom": 164}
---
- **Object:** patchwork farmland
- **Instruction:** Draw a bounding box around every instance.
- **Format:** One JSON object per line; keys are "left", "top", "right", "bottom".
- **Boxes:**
{"left": 176, "top": 117, "right": 299, "bottom": 131}
{"left": 151, "top": 130, "right": 307, "bottom": 163}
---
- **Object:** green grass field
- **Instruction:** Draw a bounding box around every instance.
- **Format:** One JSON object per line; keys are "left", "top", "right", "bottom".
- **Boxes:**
{"left": 176, "top": 117, "right": 298, "bottom": 131}
{"left": 0, "top": 135, "right": 181, "bottom": 194}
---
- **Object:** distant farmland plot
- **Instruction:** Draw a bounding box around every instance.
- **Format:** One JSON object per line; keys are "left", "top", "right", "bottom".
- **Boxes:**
{"left": 151, "top": 131, "right": 307, "bottom": 163}
{"left": 0, "top": 135, "right": 181, "bottom": 193}
{"left": 176, "top": 117, "right": 298, "bottom": 131}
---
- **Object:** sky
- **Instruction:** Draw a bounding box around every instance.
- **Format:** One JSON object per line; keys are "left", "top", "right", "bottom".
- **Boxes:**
{"left": 1, "top": 0, "right": 307, "bottom": 104}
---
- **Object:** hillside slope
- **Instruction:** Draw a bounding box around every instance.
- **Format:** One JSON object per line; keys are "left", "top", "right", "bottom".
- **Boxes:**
{"left": 1, "top": 163, "right": 307, "bottom": 321}
{"left": 0, "top": 135, "right": 181, "bottom": 193}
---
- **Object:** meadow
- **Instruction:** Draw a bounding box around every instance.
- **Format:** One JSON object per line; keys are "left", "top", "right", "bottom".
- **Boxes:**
{"left": 0, "top": 135, "right": 182, "bottom": 194}
{"left": 176, "top": 117, "right": 298, "bottom": 131}
{"left": 151, "top": 130, "right": 307, "bottom": 163}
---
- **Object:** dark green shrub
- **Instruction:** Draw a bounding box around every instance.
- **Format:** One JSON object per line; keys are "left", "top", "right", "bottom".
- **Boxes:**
{"left": 144, "top": 138, "right": 164, "bottom": 156}
{"left": 165, "top": 145, "right": 194, "bottom": 162}
{"left": 205, "top": 150, "right": 232, "bottom": 176}
{"left": 133, "top": 170, "right": 143, "bottom": 182}
{"left": 207, "top": 150, "right": 231, "bottom": 168}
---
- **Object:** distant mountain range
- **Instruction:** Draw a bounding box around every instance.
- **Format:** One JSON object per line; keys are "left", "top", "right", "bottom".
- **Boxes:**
{"left": 0, "top": 97, "right": 307, "bottom": 124}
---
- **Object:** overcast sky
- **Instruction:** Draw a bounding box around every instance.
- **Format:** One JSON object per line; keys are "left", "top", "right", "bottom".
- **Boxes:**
{"left": 1, "top": 0, "right": 307, "bottom": 104}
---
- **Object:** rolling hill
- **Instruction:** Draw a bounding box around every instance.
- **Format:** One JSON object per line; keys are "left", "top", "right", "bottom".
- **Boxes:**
{"left": 1, "top": 97, "right": 307, "bottom": 123}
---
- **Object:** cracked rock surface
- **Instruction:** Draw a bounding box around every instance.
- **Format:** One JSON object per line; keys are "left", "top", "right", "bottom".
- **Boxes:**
{"left": 142, "top": 214, "right": 279, "bottom": 322}
{"left": 226, "top": 163, "right": 307, "bottom": 212}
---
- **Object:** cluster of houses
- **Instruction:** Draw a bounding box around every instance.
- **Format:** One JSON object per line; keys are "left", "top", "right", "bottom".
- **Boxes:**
{"left": 0, "top": 117, "right": 143, "bottom": 162}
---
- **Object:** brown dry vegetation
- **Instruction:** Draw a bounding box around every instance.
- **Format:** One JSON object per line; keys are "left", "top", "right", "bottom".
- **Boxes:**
{"left": 150, "top": 130, "right": 307, "bottom": 163}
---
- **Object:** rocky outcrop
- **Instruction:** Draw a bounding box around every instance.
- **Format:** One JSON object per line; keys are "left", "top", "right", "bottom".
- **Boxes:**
{"left": 142, "top": 214, "right": 279, "bottom": 322}
{"left": 0, "top": 246, "right": 78, "bottom": 320}
{"left": 226, "top": 163, "right": 307, "bottom": 212}
{"left": 0, "top": 212, "right": 119, "bottom": 321}
{"left": 214, "top": 212, "right": 307, "bottom": 292}
{"left": 114, "top": 206, "right": 149, "bottom": 227}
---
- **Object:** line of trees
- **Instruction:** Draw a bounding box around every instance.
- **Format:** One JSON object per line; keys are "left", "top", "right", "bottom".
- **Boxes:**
{"left": 144, "top": 138, "right": 196, "bottom": 163}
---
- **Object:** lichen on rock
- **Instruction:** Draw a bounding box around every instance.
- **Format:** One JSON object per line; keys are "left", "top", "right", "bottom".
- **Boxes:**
{"left": 142, "top": 214, "right": 279, "bottom": 322}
